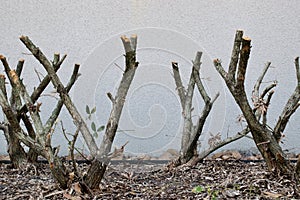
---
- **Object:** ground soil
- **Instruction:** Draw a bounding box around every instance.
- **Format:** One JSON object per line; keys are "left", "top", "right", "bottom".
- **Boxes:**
{"left": 0, "top": 159, "right": 299, "bottom": 199}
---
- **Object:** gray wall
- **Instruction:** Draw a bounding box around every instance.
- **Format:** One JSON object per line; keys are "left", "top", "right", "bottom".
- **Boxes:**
{"left": 1, "top": 1, "right": 299, "bottom": 156}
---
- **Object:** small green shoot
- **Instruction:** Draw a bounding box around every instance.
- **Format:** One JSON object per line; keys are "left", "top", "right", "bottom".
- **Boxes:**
{"left": 86, "top": 105, "right": 105, "bottom": 138}
{"left": 192, "top": 185, "right": 204, "bottom": 193}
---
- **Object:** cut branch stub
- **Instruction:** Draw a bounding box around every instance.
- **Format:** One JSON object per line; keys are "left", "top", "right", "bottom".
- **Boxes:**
{"left": 228, "top": 30, "right": 243, "bottom": 81}
{"left": 172, "top": 62, "right": 186, "bottom": 108}
{"left": 236, "top": 36, "right": 251, "bottom": 89}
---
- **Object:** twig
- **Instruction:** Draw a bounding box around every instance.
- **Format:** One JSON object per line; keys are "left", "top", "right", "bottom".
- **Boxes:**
{"left": 34, "top": 68, "right": 44, "bottom": 82}
{"left": 191, "top": 127, "right": 250, "bottom": 165}
{"left": 252, "top": 62, "right": 272, "bottom": 101}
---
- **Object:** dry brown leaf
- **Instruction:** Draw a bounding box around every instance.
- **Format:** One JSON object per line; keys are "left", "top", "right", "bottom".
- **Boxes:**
{"left": 263, "top": 191, "right": 282, "bottom": 198}
{"left": 73, "top": 182, "right": 82, "bottom": 194}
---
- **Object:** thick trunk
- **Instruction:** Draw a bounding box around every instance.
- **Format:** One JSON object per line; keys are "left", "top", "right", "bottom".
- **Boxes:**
{"left": 83, "top": 159, "right": 107, "bottom": 189}
{"left": 251, "top": 127, "right": 293, "bottom": 175}
{"left": 235, "top": 85, "right": 293, "bottom": 176}
{"left": 48, "top": 156, "right": 69, "bottom": 189}
{"left": 7, "top": 127, "right": 27, "bottom": 168}
{"left": 40, "top": 149, "right": 69, "bottom": 189}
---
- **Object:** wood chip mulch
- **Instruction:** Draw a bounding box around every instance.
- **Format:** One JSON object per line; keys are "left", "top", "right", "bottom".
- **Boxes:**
{"left": 0, "top": 160, "right": 299, "bottom": 199}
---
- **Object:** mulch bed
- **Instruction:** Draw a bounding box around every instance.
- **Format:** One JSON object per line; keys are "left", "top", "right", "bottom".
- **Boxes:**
{"left": 0, "top": 160, "right": 299, "bottom": 199}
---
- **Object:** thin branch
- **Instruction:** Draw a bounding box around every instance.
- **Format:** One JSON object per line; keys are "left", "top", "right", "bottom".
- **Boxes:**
{"left": 61, "top": 121, "right": 80, "bottom": 175}
{"left": 274, "top": 57, "right": 300, "bottom": 142}
{"left": 61, "top": 121, "right": 89, "bottom": 162}
{"left": 172, "top": 62, "right": 186, "bottom": 108}
{"left": 0, "top": 55, "right": 18, "bottom": 90}
{"left": 252, "top": 62, "right": 271, "bottom": 101}
{"left": 260, "top": 81, "right": 277, "bottom": 99}
{"left": 192, "top": 55, "right": 211, "bottom": 104}
{"left": 266, "top": 90, "right": 275, "bottom": 106}
{"left": 213, "top": 59, "right": 229, "bottom": 82}
{"left": 191, "top": 127, "right": 250, "bottom": 165}
{"left": 188, "top": 92, "right": 220, "bottom": 154}
{"left": 43, "top": 64, "right": 80, "bottom": 135}
{"left": 107, "top": 141, "right": 129, "bottom": 159}
{"left": 34, "top": 68, "right": 44, "bottom": 82}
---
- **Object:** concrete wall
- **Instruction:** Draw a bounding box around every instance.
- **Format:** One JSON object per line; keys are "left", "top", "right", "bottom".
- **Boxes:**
{"left": 1, "top": 1, "right": 299, "bottom": 156}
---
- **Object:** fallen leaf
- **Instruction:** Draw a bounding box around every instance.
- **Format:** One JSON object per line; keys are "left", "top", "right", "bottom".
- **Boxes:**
{"left": 74, "top": 182, "right": 82, "bottom": 194}
{"left": 263, "top": 191, "right": 282, "bottom": 198}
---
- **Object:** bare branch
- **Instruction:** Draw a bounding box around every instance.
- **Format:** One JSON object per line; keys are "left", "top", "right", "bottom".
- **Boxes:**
{"left": 121, "top": 35, "right": 132, "bottom": 53}
{"left": 260, "top": 82, "right": 277, "bottom": 99}
{"left": 296, "top": 57, "right": 300, "bottom": 85}
{"left": 236, "top": 36, "right": 251, "bottom": 89}
{"left": 274, "top": 57, "right": 300, "bottom": 142}
{"left": 228, "top": 30, "right": 243, "bottom": 81}
{"left": 213, "top": 59, "right": 229, "bottom": 82}
{"left": 252, "top": 62, "right": 271, "bottom": 101}
{"left": 0, "top": 74, "right": 8, "bottom": 102}
{"left": 180, "top": 53, "right": 201, "bottom": 156}
{"left": 266, "top": 90, "right": 275, "bottom": 106}
{"left": 130, "top": 34, "right": 137, "bottom": 51}
{"left": 193, "top": 128, "right": 250, "bottom": 164}
{"left": 192, "top": 54, "right": 211, "bottom": 103}
{"left": 107, "top": 141, "right": 129, "bottom": 159}
{"left": 172, "top": 62, "right": 186, "bottom": 108}
{"left": 0, "top": 55, "right": 17, "bottom": 89}
{"left": 16, "top": 59, "right": 24, "bottom": 77}
{"left": 43, "top": 64, "right": 80, "bottom": 135}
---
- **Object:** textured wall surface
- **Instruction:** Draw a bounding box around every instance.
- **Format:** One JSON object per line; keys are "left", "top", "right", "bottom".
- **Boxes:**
{"left": 0, "top": 1, "right": 299, "bottom": 156}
